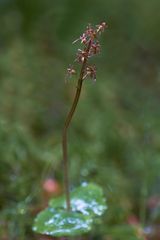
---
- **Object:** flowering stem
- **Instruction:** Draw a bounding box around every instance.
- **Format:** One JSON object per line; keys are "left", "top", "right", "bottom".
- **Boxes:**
{"left": 62, "top": 40, "right": 92, "bottom": 211}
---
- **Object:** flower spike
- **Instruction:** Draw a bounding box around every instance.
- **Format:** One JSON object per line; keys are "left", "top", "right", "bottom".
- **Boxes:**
{"left": 66, "top": 21, "right": 107, "bottom": 82}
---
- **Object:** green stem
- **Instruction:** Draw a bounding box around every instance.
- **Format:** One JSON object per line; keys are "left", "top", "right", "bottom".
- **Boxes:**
{"left": 62, "top": 40, "right": 92, "bottom": 211}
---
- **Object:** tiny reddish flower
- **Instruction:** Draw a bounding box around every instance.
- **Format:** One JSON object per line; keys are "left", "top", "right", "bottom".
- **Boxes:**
{"left": 84, "top": 65, "right": 97, "bottom": 81}
{"left": 65, "top": 65, "right": 76, "bottom": 82}
{"left": 76, "top": 49, "right": 88, "bottom": 63}
{"left": 96, "top": 22, "right": 107, "bottom": 34}
{"left": 90, "top": 42, "right": 101, "bottom": 55}
{"left": 85, "top": 24, "right": 97, "bottom": 40}
{"left": 66, "top": 65, "right": 76, "bottom": 76}
{"left": 80, "top": 33, "right": 88, "bottom": 44}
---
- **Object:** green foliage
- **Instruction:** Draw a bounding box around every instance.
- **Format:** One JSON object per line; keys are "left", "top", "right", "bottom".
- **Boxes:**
{"left": 0, "top": 119, "right": 41, "bottom": 206}
{"left": 49, "top": 183, "right": 107, "bottom": 216}
{"left": 33, "top": 208, "right": 92, "bottom": 237}
{"left": 105, "top": 225, "right": 144, "bottom": 240}
{"left": 1, "top": 0, "right": 160, "bottom": 239}
{"left": 0, "top": 119, "right": 58, "bottom": 239}
{"left": 150, "top": 205, "right": 160, "bottom": 224}
{"left": 33, "top": 183, "right": 107, "bottom": 237}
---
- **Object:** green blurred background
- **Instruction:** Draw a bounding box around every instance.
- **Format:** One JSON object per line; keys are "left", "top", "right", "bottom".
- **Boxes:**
{"left": 1, "top": 0, "right": 160, "bottom": 239}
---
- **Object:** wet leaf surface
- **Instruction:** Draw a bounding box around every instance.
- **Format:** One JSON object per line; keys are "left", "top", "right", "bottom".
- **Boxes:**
{"left": 49, "top": 183, "right": 107, "bottom": 216}
{"left": 33, "top": 208, "right": 92, "bottom": 237}
{"left": 33, "top": 183, "right": 107, "bottom": 237}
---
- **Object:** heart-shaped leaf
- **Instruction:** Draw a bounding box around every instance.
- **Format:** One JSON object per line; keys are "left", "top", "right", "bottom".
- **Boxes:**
{"left": 33, "top": 208, "right": 92, "bottom": 237}
{"left": 49, "top": 183, "right": 107, "bottom": 216}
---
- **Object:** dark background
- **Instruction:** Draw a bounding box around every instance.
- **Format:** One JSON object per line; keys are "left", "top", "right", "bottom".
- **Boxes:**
{"left": 1, "top": 0, "right": 160, "bottom": 239}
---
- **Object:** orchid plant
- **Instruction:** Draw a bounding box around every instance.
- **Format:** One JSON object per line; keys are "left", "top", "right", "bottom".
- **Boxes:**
{"left": 33, "top": 22, "right": 108, "bottom": 238}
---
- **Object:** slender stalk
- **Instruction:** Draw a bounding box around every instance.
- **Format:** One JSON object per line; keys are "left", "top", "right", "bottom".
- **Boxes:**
{"left": 62, "top": 40, "right": 92, "bottom": 211}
